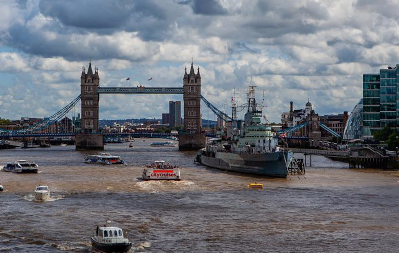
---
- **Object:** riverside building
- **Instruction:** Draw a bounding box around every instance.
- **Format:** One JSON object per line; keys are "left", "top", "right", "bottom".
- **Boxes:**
{"left": 363, "top": 65, "right": 399, "bottom": 139}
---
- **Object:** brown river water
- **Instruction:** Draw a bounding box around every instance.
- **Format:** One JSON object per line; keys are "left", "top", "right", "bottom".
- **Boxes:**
{"left": 1, "top": 139, "right": 399, "bottom": 252}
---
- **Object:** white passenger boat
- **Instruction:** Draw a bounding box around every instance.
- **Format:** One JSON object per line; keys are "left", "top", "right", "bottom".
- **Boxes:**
{"left": 91, "top": 226, "right": 132, "bottom": 253}
{"left": 142, "top": 161, "right": 181, "bottom": 181}
{"left": 34, "top": 185, "right": 50, "bottom": 201}
{"left": 84, "top": 153, "right": 125, "bottom": 165}
{"left": 3, "top": 160, "right": 39, "bottom": 173}
{"left": 150, "top": 141, "right": 176, "bottom": 147}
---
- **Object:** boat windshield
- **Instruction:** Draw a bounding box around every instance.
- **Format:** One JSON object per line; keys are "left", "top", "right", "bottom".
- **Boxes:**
{"left": 36, "top": 186, "right": 48, "bottom": 191}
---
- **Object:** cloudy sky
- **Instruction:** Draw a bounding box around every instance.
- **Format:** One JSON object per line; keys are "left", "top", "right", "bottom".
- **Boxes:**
{"left": 0, "top": 0, "right": 397, "bottom": 122}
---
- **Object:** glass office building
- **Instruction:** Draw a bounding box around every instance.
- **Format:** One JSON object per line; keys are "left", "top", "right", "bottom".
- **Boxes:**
{"left": 343, "top": 99, "right": 363, "bottom": 140}
{"left": 362, "top": 65, "right": 399, "bottom": 139}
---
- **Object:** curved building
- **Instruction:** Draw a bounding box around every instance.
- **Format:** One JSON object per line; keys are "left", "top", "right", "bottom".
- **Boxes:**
{"left": 343, "top": 99, "right": 363, "bottom": 140}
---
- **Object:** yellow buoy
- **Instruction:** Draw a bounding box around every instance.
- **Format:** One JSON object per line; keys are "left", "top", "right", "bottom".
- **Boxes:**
{"left": 249, "top": 183, "right": 264, "bottom": 189}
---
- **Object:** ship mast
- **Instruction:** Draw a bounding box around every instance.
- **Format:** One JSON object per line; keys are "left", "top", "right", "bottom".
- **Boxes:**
{"left": 231, "top": 88, "right": 238, "bottom": 121}
{"left": 247, "top": 85, "right": 257, "bottom": 113}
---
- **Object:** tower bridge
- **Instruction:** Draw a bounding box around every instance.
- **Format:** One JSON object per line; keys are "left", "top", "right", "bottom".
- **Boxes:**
{"left": 76, "top": 61, "right": 205, "bottom": 150}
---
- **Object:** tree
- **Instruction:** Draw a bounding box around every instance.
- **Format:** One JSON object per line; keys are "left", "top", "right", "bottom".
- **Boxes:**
{"left": 373, "top": 126, "right": 393, "bottom": 141}
{"left": 0, "top": 119, "right": 10, "bottom": 125}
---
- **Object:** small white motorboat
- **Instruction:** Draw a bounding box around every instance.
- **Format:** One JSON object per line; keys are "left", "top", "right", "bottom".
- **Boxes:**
{"left": 129, "top": 142, "right": 133, "bottom": 148}
{"left": 91, "top": 225, "right": 132, "bottom": 253}
{"left": 34, "top": 185, "right": 50, "bottom": 201}
{"left": 0, "top": 185, "right": 3, "bottom": 191}
{"left": 142, "top": 161, "right": 181, "bottom": 181}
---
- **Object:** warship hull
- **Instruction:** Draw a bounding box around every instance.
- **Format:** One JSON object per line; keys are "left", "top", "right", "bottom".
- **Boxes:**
{"left": 199, "top": 151, "right": 289, "bottom": 178}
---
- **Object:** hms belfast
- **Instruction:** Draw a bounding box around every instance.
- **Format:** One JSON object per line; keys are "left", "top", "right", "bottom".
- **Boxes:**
{"left": 197, "top": 86, "right": 293, "bottom": 178}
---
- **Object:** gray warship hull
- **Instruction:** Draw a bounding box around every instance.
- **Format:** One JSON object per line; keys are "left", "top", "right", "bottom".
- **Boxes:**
{"left": 198, "top": 150, "right": 289, "bottom": 178}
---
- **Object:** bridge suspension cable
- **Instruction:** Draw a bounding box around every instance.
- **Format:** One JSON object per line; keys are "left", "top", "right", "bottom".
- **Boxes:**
{"left": 201, "top": 95, "right": 234, "bottom": 122}
{"left": 0, "top": 95, "right": 81, "bottom": 134}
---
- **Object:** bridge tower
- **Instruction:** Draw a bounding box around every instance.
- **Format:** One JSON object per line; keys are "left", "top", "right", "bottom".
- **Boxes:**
{"left": 179, "top": 62, "right": 206, "bottom": 150}
{"left": 75, "top": 61, "right": 104, "bottom": 150}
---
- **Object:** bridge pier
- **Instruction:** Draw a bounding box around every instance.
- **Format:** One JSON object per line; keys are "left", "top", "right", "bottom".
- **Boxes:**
{"left": 75, "top": 133, "right": 104, "bottom": 151}
{"left": 178, "top": 133, "right": 206, "bottom": 151}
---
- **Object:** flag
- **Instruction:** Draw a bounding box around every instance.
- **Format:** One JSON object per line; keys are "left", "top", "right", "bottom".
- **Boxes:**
{"left": 148, "top": 77, "right": 153, "bottom": 81}
{"left": 126, "top": 77, "right": 130, "bottom": 81}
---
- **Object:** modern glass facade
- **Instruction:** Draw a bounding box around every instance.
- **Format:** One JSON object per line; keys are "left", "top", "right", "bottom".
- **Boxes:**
{"left": 363, "top": 74, "right": 380, "bottom": 138}
{"left": 343, "top": 99, "right": 363, "bottom": 140}
{"left": 362, "top": 65, "right": 399, "bottom": 139}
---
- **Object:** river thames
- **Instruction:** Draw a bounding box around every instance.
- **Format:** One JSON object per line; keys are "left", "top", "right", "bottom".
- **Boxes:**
{"left": 1, "top": 139, "right": 399, "bottom": 252}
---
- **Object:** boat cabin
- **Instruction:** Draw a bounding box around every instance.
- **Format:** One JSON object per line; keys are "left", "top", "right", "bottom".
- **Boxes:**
{"left": 16, "top": 160, "right": 38, "bottom": 167}
{"left": 36, "top": 185, "right": 49, "bottom": 191}
{"left": 4, "top": 162, "right": 22, "bottom": 169}
{"left": 95, "top": 226, "right": 127, "bottom": 243}
{"left": 149, "top": 161, "right": 176, "bottom": 169}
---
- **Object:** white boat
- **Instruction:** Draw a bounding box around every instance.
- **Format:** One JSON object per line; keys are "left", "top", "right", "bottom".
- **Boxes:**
{"left": 34, "top": 185, "right": 50, "bottom": 201}
{"left": 91, "top": 226, "right": 132, "bottom": 253}
{"left": 85, "top": 153, "right": 125, "bottom": 165}
{"left": 129, "top": 142, "right": 133, "bottom": 148}
{"left": 142, "top": 161, "right": 181, "bottom": 181}
{"left": 150, "top": 141, "right": 176, "bottom": 147}
{"left": 3, "top": 160, "right": 39, "bottom": 173}
{"left": 61, "top": 143, "right": 67, "bottom": 147}
{"left": 0, "top": 185, "right": 3, "bottom": 191}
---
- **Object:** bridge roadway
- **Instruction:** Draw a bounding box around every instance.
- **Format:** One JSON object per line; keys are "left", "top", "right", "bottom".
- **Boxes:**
{"left": 97, "top": 87, "right": 184, "bottom": 94}
{"left": 0, "top": 132, "right": 216, "bottom": 138}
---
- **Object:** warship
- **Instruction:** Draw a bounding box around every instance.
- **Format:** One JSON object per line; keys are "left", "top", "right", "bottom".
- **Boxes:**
{"left": 196, "top": 86, "right": 293, "bottom": 178}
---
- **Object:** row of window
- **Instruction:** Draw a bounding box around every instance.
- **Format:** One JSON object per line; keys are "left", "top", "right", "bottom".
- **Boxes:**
{"left": 187, "top": 111, "right": 197, "bottom": 116}
{"left": 380, "top": 70, "right": 397, "bottom": 78}
{"left": 380, "top": 79, "right": 397, "bottom": 86}
{"left": 363, "top": 83, "right": 380, "bottom": 89}
{"left": 84, "top": 120, "right": 94, "bottom": 128}
{"left": 187, "top": 100, "right": 197, "bottom": 106}
{"left": 363, "top": 75, "right": 380, "bottom": 82}
{"left": 84, "top": 100, "right": 94, "bottom": 106}
{"left": 363, "top": 113, "right": 380, "bottom": 121}
{"left": 363, "top": 98, "right": 380, "bottom": 105}
{"left": 84, "top": 111, "right": 94, "bottom": 116}
{"left": 103, "top": 230, "right": 122, "bottom": 237}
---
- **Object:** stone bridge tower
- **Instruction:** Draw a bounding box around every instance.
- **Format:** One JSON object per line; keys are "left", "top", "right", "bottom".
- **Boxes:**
{"left": 179, "top": 62, "right": 206, "bottom": 150}
{"left": 76, "top": 61, "right": 104, "bottom": 150}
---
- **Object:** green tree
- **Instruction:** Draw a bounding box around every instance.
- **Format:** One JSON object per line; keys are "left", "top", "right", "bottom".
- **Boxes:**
{"left": 0, "top": 119, "right": 10, "bottom": 125}
{"left": 373, "top": 126, "right": 393, "bottom": 141}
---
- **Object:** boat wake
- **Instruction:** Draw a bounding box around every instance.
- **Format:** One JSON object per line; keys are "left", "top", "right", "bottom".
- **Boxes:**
{"left": 136, "top": 180, "right": 195, "bottom": 193}
{"left": 132, "top": 241, "right": 151, "bottom": 251}
{"left": 23, "top": 193, "right": 64, "bottom": 202}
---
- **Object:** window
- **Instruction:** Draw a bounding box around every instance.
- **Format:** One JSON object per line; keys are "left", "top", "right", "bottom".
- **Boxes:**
{"left": 84, "top": 100, "right": 94, "bottom": 106}
{"left": 188, "top": 100, "right": 197, "bottom": 106}
{"left": 85, "top": 120, "right": 93, "bottom": 128}
{"left": 84, "top": 86, "right": 93, "bottom": 94}
{"left": 114, "top": 230, "right": 118, "bottom": 237}
{"left": 188, "top": 111, "right": 196, "bottom": 116}
{"left": 188, "top": 86, "right": 196, "bottom": 93}
{"left": 109, "top": 230, "right": 112, "bottom": 237}
{"left": 84, "top": 110, "right": 94, "bottom": 116}
{"left": 119, "top": 230, "right": 122, "bottom": 236}
{"left": 104, "top": 230, "right": 108, "bottom": 237}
